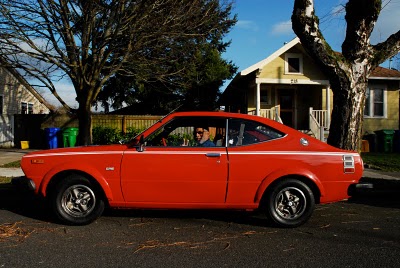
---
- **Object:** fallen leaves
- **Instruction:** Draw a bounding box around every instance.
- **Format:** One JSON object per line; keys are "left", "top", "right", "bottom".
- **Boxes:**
{"left": 133, "top": 230, "right": 278, "bottom": 253}
{"left": 0, "top": 222, "right": 32, "bottom": 242}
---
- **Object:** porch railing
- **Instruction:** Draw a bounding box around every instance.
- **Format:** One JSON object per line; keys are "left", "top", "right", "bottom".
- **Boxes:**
{"left": 309, "top": 107, "right": 328, "bottom": 141}
{"left": 248, "top": 105, "right": 282, "bottom": 123}
{"left": 310, "top": 107, "right": 329, "bottom": 129}
{"left": 309, "top": 113, "right": 324, "bottom": 141}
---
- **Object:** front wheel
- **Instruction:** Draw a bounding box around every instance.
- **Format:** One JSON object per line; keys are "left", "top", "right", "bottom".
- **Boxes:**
{"left": 50, "top": 174, "right": 105, "bottom": 225}
{"left": 264, "top": 179, "right": 315, "bottom": 228}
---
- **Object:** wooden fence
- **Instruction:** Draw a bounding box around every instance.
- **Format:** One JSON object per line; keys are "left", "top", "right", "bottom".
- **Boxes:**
{"left": 13, "top": 114, "right": 163, "bottom": 149}
{"left": 92, "top": 115, "right": 162, "bottom": 133}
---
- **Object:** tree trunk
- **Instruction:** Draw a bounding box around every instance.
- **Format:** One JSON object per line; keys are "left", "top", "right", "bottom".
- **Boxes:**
{"left": 327, "top": 76, "right": 367, "bottom": 151}
{"left": 77, "top": 103, "right": 93, "bottom": 146}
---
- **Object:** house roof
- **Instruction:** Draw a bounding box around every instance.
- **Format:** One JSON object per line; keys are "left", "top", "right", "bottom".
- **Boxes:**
{"left": 239, "top": 37, "right": 400, "bottom": 80}
{"left": 241, "top": 37, "right": 301, "bottom": 76}
{"left": 0, "top": 56, "right": 55, "bottom": 112}
{"left": 370, "top": 66, "right": 400, "bottom": 80}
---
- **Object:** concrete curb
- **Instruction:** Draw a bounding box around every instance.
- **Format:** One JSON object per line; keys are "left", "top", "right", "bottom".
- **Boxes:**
{"left": 0, "top": 168, "right": 24, "bottom": 177}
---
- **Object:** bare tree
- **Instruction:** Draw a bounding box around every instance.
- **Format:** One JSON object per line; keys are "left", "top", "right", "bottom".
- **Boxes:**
{"left": 0, "top": 0, "right": 235, "bottom": 145}
{"left": 292, "top": 0, "right": 400, "bottom": 150}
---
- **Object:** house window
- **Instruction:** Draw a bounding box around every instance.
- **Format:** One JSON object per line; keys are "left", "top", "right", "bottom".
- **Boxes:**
{"left": 21, "top": 102, "right": 34, "bottom": 114}
{"left": 364, "top": 87, "right": 386, "bottom": 118}
{"left": 260, "top": 88, "right": 271, "bottom": 104}
{"left": 285, "top": 53, "right": 303, "bottom": 74}
{"left": 0, "top": 95, "right": 3, "bottom": 114}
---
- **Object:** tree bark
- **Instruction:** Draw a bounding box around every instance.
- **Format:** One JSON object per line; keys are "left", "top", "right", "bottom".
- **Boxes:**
{"left": 77, "top": 103, "right": 92, "bottom": 146}
{"left": 327, "top": 76, "right": 367, "bottom": 150}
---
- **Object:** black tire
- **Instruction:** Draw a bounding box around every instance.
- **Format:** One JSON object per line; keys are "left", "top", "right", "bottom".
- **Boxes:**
{"left": 264, "top": 179, "right": 315, "bottom": 228}
{"left": 50, "top": 174, "right": 105, "bottom": 225}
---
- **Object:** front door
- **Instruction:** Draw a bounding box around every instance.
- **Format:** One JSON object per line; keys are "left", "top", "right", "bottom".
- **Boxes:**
{"left": 278, "top": 88, "right": 295, "bottom": 128}
{"left": 121, "top": 147, "right": 228, "bottom": 204}
{"left": 120, "top": 116, "right": 229, "bottom": 204}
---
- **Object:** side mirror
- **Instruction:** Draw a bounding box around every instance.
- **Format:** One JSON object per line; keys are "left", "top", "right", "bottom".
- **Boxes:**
{"left": 137, "top": 135, "right": 145, "bottom": 152}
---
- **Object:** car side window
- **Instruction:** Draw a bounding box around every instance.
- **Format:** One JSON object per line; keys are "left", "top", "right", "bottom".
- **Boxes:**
{"left": 227, "top": 119, "right": 284, "bottom": 146}
{"left": 145, "top": 117, "right": 227, "bottom": 147}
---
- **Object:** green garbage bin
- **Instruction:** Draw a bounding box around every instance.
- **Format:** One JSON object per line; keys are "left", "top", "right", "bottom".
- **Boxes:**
{"left": 375, "top": 129, "right": 395, "bottom": 153}
{"left": 62, "top": 127, "right": 79, "bottom": 147}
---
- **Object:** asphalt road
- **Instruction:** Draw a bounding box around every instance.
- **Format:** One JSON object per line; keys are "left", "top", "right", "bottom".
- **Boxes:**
{"left": 0, "top": 183, "right": 399, "bottom": 268}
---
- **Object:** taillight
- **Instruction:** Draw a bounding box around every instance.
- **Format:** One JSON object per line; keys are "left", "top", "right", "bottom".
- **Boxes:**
{"left": 343, "top": 155, "right": 355, "bottom": 173}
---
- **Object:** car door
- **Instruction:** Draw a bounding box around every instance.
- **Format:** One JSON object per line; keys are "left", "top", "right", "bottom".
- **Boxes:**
{"left": 120, "top": 116, "right": 228, "bottom": 204}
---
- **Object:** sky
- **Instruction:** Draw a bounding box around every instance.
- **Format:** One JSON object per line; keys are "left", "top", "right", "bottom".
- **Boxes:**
{"left": 223, "top": 0, "right": 400, "bottom": 73}
{"left": 41, "top": 0, "right": 400, "bottom": 109}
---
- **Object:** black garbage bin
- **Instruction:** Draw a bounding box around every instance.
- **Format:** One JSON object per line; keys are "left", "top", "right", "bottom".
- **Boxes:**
{"left": 375, "top": 129, "right": 395, "bottom": 153}
{"left": 394, "top": 130, "right": 400, "bottom": 153}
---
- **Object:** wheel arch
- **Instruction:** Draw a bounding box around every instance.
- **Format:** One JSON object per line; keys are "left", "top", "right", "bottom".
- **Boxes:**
{"left": 39, "top": 163, "right": 114, "bottom": 203}
{"left": 255, "top": 171, "right": 323, "bottom": 207}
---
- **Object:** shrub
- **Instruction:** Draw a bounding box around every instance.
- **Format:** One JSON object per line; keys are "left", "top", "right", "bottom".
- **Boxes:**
{"left": 92, "top": 126, "right": 144, "bottom": 145}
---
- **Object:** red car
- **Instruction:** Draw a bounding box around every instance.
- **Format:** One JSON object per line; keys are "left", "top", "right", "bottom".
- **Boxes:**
{"left": 19, "top": 111, "right": 363, "bottom": 227}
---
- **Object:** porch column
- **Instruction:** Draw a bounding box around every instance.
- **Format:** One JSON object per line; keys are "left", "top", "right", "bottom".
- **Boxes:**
{"left": 326, "top": 85, "right": 331, "bottom": 128}
{"left": 256, "top": 82, "right": 261, "bottom": 116}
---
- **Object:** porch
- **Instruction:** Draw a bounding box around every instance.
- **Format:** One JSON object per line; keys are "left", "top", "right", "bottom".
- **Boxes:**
{"left": 248, "top": 106, "right": 329, "bottom": 141}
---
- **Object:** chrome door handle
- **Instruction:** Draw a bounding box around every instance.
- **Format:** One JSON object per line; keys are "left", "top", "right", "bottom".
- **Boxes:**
{"left": 206, "top": 153, "right": 221, "bottom": 157}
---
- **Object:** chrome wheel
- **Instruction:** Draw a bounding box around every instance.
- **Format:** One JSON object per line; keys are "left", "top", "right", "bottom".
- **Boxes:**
{"left": 61, "top": 184, "right": 96, "bottom": 218}
{"left": 264, "top": 179, "right": 315, "bottom": 227}
{"left": 274, "top": 186, "right": 306, "bottom": 220}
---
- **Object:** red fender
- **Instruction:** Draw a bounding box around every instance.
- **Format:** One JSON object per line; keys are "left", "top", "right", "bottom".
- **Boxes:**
{"left": 38, "top": 161, "right": 114, "bottom": 201}
{"left": 254, "top": 167, "right": 326, "bottom": 203}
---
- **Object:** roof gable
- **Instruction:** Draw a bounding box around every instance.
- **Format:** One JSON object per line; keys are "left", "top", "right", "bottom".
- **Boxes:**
{"left": 241, "top": 37, "right": 301, "bottom": 76}
{"left": 0, "top": 56, "right": 55, "bottom": 112}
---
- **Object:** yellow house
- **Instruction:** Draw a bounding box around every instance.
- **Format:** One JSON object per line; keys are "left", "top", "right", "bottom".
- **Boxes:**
{"left": 222, "top": 37, "right": 400, "bottom": 141}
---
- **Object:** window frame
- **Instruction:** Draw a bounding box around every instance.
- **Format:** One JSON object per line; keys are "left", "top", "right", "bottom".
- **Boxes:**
{"left": 260, "top": 86, "right": 271, "bottom": 105}
{"left": 144, "top": 116, "right": 227, "bottom": 147}
{"left": 284, "top": 53, "right": 303, "bottom": 75}
{"left": 21, "top": 101, "right": 34, "bottom": 114}
{"left": 227, "top": 118, "right": 285, "bottom": 147}
{"left": 364, "top": 86, "right": 387, "bottom": 118}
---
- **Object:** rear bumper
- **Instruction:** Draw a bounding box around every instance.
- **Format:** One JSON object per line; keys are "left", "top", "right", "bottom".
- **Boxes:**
{"left": 11, "top": 176, "right": 36, "bottom": 191}
{"left": 348, "top": 182, "right": 374, "bottom": 196}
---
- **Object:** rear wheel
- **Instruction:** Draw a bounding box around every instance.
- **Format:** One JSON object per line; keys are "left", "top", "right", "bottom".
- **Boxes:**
{"left": 264, "top": 179, "right": 315, "bottom": 228}
{"left": 50, "top": 174, "right": 105, "bottom": 225}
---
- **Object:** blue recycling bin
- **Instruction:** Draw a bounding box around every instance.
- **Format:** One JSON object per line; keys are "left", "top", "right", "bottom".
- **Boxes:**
{"left": 45, "top": 128, "right": 60, "bottom": 149}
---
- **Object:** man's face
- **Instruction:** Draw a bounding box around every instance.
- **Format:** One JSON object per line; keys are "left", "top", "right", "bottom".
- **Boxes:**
{"left": 195, "top": 128, "right": 204, "bottom": 141}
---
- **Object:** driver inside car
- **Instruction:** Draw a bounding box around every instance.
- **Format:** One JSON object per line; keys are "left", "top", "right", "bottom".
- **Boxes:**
{"left": 194, "top": 127, "right": 215, "bottom": 147}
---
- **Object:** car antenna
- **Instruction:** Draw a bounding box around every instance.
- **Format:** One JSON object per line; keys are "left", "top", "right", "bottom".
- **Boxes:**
{"left": 157, "top": 104, "right": 184, "bottom": 123}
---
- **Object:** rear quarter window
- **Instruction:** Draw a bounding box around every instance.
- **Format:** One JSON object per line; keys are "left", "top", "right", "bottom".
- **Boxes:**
{"left": 228, "top": 119, "right": 284, "bottom": 146}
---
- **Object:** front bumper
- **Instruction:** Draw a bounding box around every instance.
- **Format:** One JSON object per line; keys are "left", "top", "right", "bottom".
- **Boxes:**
{"left": 11, "top": 176, "right": 36, "bottom": 191}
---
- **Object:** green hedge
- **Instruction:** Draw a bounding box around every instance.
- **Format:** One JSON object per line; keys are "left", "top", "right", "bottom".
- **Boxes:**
{"left": 92, "top": 126, "right": 143, "bottom": 145}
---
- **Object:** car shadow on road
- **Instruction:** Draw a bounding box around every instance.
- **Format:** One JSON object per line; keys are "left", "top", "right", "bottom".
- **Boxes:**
{"left": 348, "top": 178, "right": 400, "bottom": 209}
{"left": 0, "top": 183, "right": 53, "bottom": 223}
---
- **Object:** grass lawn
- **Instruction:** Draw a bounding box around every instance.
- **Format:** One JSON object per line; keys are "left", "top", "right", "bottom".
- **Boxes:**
{"left": 0, "top": 177, "right": 11, "bottom": 184}
{"left": 361, "top": 152, "right": 400, "bottom": 172}
{"left": 0, "top": 160, "right": 21, "bottom": 168}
